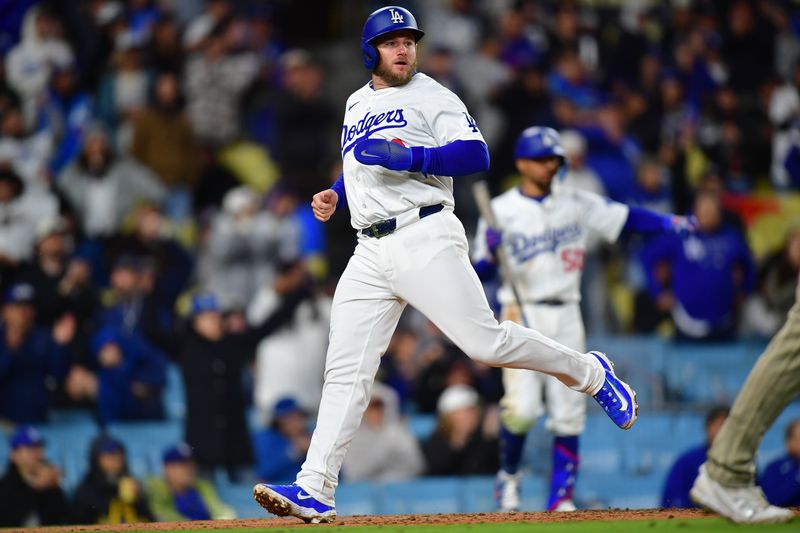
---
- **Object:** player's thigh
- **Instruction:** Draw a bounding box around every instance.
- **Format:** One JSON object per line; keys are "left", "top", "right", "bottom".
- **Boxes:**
{"left": 500, "top": 367, "right": 544, "bottom": 433}
{"left": 392, "top": 226, "right": 504, "bottom": 359}
{"left": 327, "top": 249, "right": 404, "bottom": 374}
{"left": 543, "top": 375, "right": 586, "bottom": 436}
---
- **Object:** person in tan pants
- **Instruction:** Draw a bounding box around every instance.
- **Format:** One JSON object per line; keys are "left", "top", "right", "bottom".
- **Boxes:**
{"left": 690, "top": 280, "right": 799, "bottom": 524}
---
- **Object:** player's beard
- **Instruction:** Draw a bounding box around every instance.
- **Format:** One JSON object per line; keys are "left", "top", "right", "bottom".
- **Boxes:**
{"left": 374, "top": 58, "right": 417, "bottom": 86}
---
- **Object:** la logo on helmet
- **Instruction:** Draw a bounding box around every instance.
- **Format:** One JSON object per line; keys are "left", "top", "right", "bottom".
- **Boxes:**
{"left": 389, "top": 8, "right": 404, "bottom": 23}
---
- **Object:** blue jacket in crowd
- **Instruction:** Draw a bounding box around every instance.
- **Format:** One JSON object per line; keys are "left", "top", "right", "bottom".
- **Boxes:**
{"left": 0, "top": 326, "right": 71, "bottom": 423}
{"left": 760, "top": 455, "right": 800, "bottom": 507}
{"left": 661, "top": 444, "right": 707, "bottom": 508}
{"left": 641, "top": 225, "right": 755, "bottom": 335}
{"left": 252, "top": 429, "right": 305, "bottom": 483}
{"left": 91, "top": 327, "right": 167, "bottom": 424}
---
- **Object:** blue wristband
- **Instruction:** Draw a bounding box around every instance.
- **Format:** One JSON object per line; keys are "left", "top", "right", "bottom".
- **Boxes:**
{"left": 330, "top": 173, "right": 347, "bottom": 208}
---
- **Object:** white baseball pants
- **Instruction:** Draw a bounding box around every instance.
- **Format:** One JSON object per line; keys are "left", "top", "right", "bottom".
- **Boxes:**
{"left": 500, "top": 302, "right": 587, "bottom": 437}
{"left": 296, "top": 211, "right": 605, "bottom": 504}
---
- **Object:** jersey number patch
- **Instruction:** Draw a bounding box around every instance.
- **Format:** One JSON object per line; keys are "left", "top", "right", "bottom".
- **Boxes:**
{"left": 561, "top": 249, "right": 585, "bottom": 273}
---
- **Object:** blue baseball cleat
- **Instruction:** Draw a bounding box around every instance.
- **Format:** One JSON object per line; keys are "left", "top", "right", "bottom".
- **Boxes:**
{"left": 589, "top": 351, "right": 638, "bottom": 430}
{"left": 253, "top": 483, "right": 336, "bottom": 524}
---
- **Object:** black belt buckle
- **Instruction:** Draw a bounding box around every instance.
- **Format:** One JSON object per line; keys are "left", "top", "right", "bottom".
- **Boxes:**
{"left": 365, "top": 219, "right": 397, "bottom": 238}
{"left": 362, "top": 204, "right": 443, "bottom": 238}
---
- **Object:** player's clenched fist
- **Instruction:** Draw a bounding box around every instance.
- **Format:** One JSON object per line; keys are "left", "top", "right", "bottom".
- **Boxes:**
{"left": 311, "top": 189, "right": 339, "bottom": 222}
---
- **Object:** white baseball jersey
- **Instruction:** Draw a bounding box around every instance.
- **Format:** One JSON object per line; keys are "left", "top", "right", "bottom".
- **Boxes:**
{"left": 340, "top": 73, "right": 485, "bottom": 230}
{"left": 472, "top": 185, "right": 629, "bottom": 305}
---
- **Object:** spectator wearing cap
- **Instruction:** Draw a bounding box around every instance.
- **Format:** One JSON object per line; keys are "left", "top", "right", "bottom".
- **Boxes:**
{"left": 85, "top": 326, "right": 167, "bottom": 424}
{"left": 0, "top": 283, "right": 76, "bottom": 423}
{"left": 169, "top": 288, "right": 307, "bottom": 481}
{"left": 57, "top": 125, "right": 166, "bottom": 239}
{"left": 0, "top": 426, "right": 71, "bottom": 527}
{"left": 342, "top": 383, "right": 424, "bottom": 482}
{"left": 145, "top": 443, "right": 234, "bottom": 521}
{"left": 252, "top": 397, "right": 312, "bottom": 483}
{"left": 72, "top": 435, "right": 153, "bottom": 525}
{"left": 422, "top": 385, "right": 500, "bottom": 476}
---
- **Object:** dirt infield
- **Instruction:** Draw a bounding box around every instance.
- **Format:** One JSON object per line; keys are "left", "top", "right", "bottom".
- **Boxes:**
{"left": 30, "top": 508, "right": 738, "bottom": 532}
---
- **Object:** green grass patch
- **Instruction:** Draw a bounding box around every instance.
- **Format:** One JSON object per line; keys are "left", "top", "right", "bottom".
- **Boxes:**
{"left": 128, "top": 516, "right": 797, "bottom": 533}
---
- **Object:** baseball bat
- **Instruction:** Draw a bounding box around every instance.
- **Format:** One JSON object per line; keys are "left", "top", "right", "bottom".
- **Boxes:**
{"left": 471, "top": 180, "right": 530, "bottom": 328}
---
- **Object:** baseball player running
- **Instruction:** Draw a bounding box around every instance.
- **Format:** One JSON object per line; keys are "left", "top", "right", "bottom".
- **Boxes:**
{"left": 253, "top": 7, "right": 637, "bottom": 524}
{"left": 473, "top": 127, "right": 696, "bottom": 513}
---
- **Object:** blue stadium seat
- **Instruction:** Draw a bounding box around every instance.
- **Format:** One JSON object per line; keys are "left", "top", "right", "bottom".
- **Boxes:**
{"left": 576, "top": 470, "right": 663, "bottom": 509}
{"left": 105, "top": 420, "right": 183, "bottom": 480}
{"left": 163, "top": 363, "right": 186, "bottom": 420}
{"left": 336, "top": 481, "right": 380, "bottom": 516}
{"left": 376, "top": 478, "right": 462, "bottom": 515}
{"left": 216, "top": 482, "right": 263, "bottom": 519}
{"left": 34, "top": 414, "right": 100, "bottom": 491}
{"left": 407, "top": 413, "right": 437, "bottom": 440}
{"left": 661, "top": 342, "right": 762, "bottom": 405}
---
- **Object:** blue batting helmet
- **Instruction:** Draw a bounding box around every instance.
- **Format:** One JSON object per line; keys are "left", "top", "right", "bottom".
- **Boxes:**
{"left": 361, "top": 6, "right": 424, "bottom": 71}
{"left": 514, "top": 127, "right": 566, "bottom": 162}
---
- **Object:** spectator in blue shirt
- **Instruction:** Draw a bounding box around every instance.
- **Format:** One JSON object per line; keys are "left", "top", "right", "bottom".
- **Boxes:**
{"left": 253, "top": 397, "right": 311, "bottom": 483}
{"left": 662, "top": 406, "right": 729, "bottom": 508}
{"left": 760, "top": 419, "right": 800, "bottom": 507}
{"left": 89, "top": 326, "right": 167, "bottom": 424}
{"left": 0, "top": 283, "right": 75, "bottom": 423}
{"left": 641, "top": 190, "right": 756, "bottom": 341}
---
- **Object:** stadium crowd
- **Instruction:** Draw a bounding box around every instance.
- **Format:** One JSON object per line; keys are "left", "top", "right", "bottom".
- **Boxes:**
{"left": 0, "top": 0, "right": 799, "bottom": 526}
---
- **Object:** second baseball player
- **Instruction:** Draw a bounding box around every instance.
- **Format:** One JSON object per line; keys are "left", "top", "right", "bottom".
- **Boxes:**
{"left": 473, "top": 127, "right": 696, "bottom": 512}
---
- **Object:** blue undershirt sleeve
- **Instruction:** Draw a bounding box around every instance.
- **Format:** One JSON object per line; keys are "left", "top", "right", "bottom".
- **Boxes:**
{"left": 623, "top": 205, "right": 674, "bottom": 233}
{"left": 330, "top": 172, "right": 347, "bottom": 209}
{"left": 409, "top": 140, "right": 490, "bottom": 177}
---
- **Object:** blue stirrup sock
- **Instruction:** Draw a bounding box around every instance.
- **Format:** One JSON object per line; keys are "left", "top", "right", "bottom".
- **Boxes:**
{"left": 499, "top": 423, "right": 527, "bottom": 475}
{"left": 547, "top": 435, "right": 580, "bottom": 511}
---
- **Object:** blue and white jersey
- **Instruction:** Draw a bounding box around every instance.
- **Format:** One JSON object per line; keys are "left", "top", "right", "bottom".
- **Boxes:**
{"left": 341, "top": 73, "right": 485, "bottom": 230}
{"left": 472, "top": 185, "right": 628, "bottom": 304}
